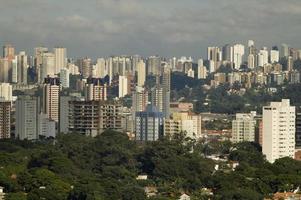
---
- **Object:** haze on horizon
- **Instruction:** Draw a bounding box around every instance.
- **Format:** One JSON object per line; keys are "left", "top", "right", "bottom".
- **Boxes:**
{"left": 0, "top": 0, "right": 300, "bottom": 59}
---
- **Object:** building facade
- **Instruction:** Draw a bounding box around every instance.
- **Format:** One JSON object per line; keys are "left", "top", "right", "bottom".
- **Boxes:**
{"left": 263, "top": 99, "right": 295, "bottom": 163}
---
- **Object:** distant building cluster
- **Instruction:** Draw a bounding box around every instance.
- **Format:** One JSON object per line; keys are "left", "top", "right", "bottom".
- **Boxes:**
{"left": 0, "top": 40, "right": 301, "bottom": 163}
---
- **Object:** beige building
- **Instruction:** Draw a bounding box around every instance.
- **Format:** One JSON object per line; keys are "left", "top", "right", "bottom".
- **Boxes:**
{"left": 164, "top": 112, "right": 202, "bottom": 139}
{"left": 231, "top": 112, "right": 256, "bottom": 143}
{"left": 54, "top": 47, "right": 67, "bottom": 74}
{"left": 84, "top": 78, "right": 108, "bottom": 101}
{"left": 43, "top": 77, "right": 60, "bottom": 122}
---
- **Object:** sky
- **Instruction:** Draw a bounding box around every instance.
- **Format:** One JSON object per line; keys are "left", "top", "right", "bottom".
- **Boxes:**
{"left": 0, "top": 0, "right": 301, "bottom": 59}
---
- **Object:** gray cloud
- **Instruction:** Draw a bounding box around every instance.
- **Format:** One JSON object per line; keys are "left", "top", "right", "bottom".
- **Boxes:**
{"left": 0, "top": 0, "right": 300, "bottom": 59}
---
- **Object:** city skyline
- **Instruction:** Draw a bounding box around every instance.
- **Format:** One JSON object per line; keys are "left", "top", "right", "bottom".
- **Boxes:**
{"left": 0, "top": 0, "right": 301, "bottom": 58}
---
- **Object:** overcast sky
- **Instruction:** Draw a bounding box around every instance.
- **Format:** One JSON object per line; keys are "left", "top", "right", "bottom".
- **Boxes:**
{"left": 0, "top": 0, "right": 300, "bottom": 59}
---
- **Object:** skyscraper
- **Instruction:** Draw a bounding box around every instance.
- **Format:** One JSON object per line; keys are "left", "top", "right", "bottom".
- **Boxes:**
{"left": 3, "top": 44, "right": 15, "bottom": 60}
{"left": 17, "top": 51, "right": 28, "bottom": 84}
{"left": 132, "top": 86, "right": 148, "bottom": 115}
{"left": 0, "top": 58, "right": 10, "bottom": 83}
{"left": 34, "top": 47, "right": 48, "bottom": 83}
{"left": 147, "top": 56, "right": 161, "bottom": 76}
{"left": 135, "top": 104, "right": 163, "bottom": 141}
{"left": 258, "top": 48, "right": 269, "bottom": 67}
{"left": 280, "top": 43, "right": 289, "bottom": 58}
{"left": 11, "top": 56, "right": 18, "bottom": 83}
{"left": 54, "top": 47, "right": 67, "bottom": 74}
{"left": 0, "top": 100, "right": 11, "bottom": 139}
{"left": 270, "top": 50, "right": 280, "bottom": 63}
{"left": 84, "top": 77, "right": 108, "bottom": 101}
{"left": 41, "top": 52, "right": 55, "bottom": 82}
{"left": 231, "top": 44, "right": 245, "bottom": 69}
{"left": 263, "top": 99, "right": 295, "bottom": 163}
{"left": 137, "top": 60, "right": 146, "bottom": 87}
{"left": 16, "top": 96, "right": 38, "bottom": 140}
{"left": 43, "top": 77, "right": 60, "bottom": 122}
{"left": 287, "top": 56, "right": 294, "bottom": 71}
{"left": 119, "top": 75, "right": 128, "bottom": 98}
{"left": 79, "top": 57, "right": 92, "bottom": 78}
{"left": 207, "top": 47, "right": 222, "bottom": 72}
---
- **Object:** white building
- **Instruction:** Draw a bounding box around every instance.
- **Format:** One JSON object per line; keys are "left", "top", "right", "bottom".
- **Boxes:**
{"left": 16, "top": 96, "right": 38, "bottom": 140}
{"left": 41, "top": 52, "right": 55, "bottom": 82}
{"left": 231, "top": 112, "right": 256, "bottom": 143}
{"left": 137, "top": 60, "right": 146, "bottom": 87}
{"left": 258, "top": 49, "right": 269, "bottom": 66}
{"left": 0, "top": 83, "right": 12, "bottom": 101}
{"left": 270, "top": 50, "right": 280, "bottom": 63}
{"left": 263, "top": 99, "right": 295, "bottom": 163}
{"left": 118, "top": 76, "right": 128, "bottom": 98}
{"left": 11, "top": 56, "right": 18, "bottom": 83}
{"left": 231, "top": 44, "right": 245, "bottom": 69}
{"left": 54, "top": 47, "right": 67, "bottom": 74}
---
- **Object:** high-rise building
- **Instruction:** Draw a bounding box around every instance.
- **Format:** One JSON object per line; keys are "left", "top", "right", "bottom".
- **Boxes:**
{"left": 161, "top": 66, "right": 171, "bottom": 118}
{"left": 17, "top": 51, "right": 28, "bottom": 84}
{"left": 0, "top": 58, "right": 10, "bottom": 83}
{"left": 295, "top": 112, "right": 301, "bottom": 148}
{"left": 263, "top": 99, "right": 295, "bottom": 163}
{"left": 248, "top": 54, "right": 255, "bottom": 69}
{"left": 248, "top": 40, "right": 255, "bottom": 48}
{"left": 3, "top": 44, "right": 15, "bottom": 59}
{"left": 43, "top": 77, "right": 60, "bottom": 122}
{"left": 0, "top": 101, "right": 11, "bottom": 139}
{"left": 280, "top": 43, "right": 289, "bottom": 58}
{"left": 119, "top": 75, "right": 128, "bottom": 98}
{"left": 197, "top": 59, "right": 207, "bottom": 79}
{"left": 54, "top": 47, "right": 67, "bottom": 74}
{"left": 34, "top": 47, "right": 48, "bottom": 83}
{"left": 207, "top": 47, "right": 222, "bottom": 72}
{"left": 11, "top": 57, "right": 17, "bottom": 83}
{"left": 270, "top": 50, "right": 280, "bottom": 63}
{"left": 231, "top": 112, "right": 256, "bottom": 143}
{"left": 95, "top": 58, "right": 108, "bottom": 78}
{"left": 257, "top": 49, "right": 269, "bottom": 67}
{"left": 38, "top": 113, "right": 56, "bottom": 138}
{"left": 41, "top": 52, "right": 55, "bottom": 82}
{"left": 68, "top": 100, "right": 123, "bottom": 136}
{"left": 222, "top": 44, "right": 232, "bottom": 61}
{"left": 60, "top": 68, "right": 70, "bottom": 88}
{"left": 16, "top": 96, "right": 38, "bottom": 140}
{"left": 137, "top": 60, "right": 146, "bottom": 87}
{"left": 132, "top": 86, "right": 148, "bottom": 114}
{"left": 60, "top": 95, "right": 73, "bottom": 134}
{"left": 84, "top": 77, "right": 108, "bottom": 101}
{"left": 147, "top": 56, "right": 161, "bottom": 75}
{"left": 135, "top": 104, "right": 163, "bottom": 141}
{"left": 287, "top": 56, "right": 294, "bottom": 71}
{"left": 231, "top": 44, "right": 245, "bottom": 69}
{"left": 79, "top": 57, "right": 92, "bottom": 78}
{"left": 0, "top": 83, "right": 12, "bottom": 101}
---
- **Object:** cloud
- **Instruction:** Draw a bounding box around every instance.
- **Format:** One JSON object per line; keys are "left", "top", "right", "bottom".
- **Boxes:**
{"left": 0, "top": 0, "right": 301, "bottom": 59}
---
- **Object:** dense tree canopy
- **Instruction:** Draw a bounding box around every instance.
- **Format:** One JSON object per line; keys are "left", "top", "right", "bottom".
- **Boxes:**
{"left": 0, "top": 131, "right": 301, "bottom": 199}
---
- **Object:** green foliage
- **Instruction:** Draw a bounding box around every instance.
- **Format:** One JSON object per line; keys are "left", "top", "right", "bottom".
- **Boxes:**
{"left": 1, "top": 131, "right": 301, "bottom": 199}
